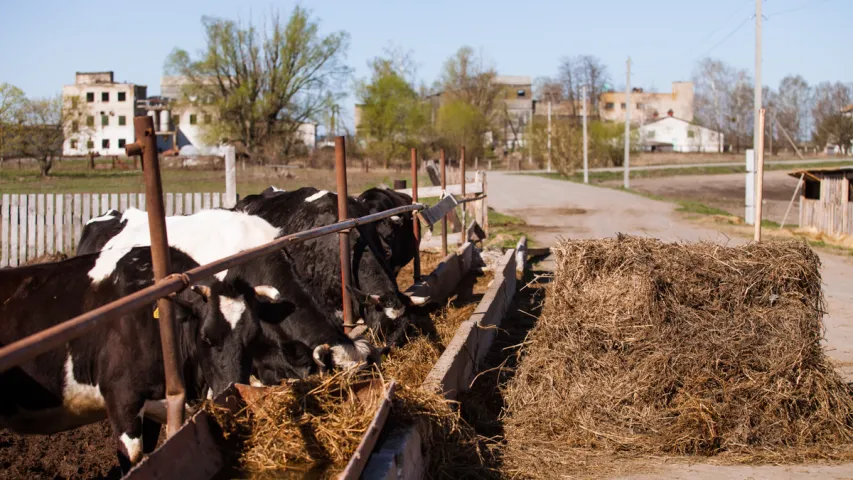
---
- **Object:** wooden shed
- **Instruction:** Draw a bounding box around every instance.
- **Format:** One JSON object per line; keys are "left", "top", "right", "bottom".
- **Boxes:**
{"left": 789, "top": 167, "right": 853, "bottom": 236}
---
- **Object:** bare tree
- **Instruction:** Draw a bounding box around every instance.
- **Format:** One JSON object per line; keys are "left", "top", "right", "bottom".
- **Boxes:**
{"left": 811, "top": 81, "right": 853, "bottom": 146}
{"left": 534, "top": 77, "right": 563, "bottom": 103}
{"left": 576, "top": 55, "right": 610, "bottom": 112}
{"left": 774, "top": 75, "right": 812, "bottom": 142}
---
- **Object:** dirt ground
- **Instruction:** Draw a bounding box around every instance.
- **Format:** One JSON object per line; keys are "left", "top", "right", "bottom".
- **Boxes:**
{"left": 603, "top": 170, "right": 802, "bottom": 224}
{"left": 488, "top": 171, "right": 853, "bottom": 479}
{"left": 0, "top": 421, "right": 121, "bottom": 480}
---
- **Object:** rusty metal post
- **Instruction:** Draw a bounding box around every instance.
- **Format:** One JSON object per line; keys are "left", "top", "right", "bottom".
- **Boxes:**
{"left": 411, "top": 148, "right": 421, "bottom": 281}
{"left": 440, "top": 148, "right": 447, "bottom": 255}
{"left": 460, "top": 146, "right": 466, "bottom": 245}
{"left": 126, "top": 116, "right": 185, "bottom": 438}
{"left": 335, "top": 137, "right": 354, "bottom": 333}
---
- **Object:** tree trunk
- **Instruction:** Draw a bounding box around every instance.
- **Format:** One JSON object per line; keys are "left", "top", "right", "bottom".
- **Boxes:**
{"left": 89, "top": 153, "right": 95, "bottom": 169}
{"left": 39, "top": 157, "right": 53, "bottom": 177}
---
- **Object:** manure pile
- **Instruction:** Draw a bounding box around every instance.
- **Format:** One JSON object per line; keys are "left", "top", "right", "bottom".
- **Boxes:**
{"left": 503, "top": 236, "right": 853, "bottom": 473}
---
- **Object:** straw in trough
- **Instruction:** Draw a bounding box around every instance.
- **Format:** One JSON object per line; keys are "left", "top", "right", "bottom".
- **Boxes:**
{"left": 503, "top": 236, "right": 853, "bottom": 473}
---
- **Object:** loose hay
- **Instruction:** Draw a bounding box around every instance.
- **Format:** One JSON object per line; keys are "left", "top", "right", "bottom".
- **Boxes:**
{"left": 205, "top": 369, "right": 489, "bottom": 479}
{"left": 503, "top": 236, "right": 853, "bottom": 474}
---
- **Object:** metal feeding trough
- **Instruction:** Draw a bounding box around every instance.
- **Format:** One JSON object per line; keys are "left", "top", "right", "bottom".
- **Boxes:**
{"left": 125, "top": 379, "right": 396, "bottom": 480}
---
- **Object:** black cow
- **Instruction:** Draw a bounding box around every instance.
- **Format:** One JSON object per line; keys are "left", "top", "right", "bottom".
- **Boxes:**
{"left": 235, "top": 187, "right": 421, "bottom": 338}
{"left": 0, "top": 247, "right": 284, "bottom": 471}
{"left": 226, "top": 251, "right": 379, "bottom": 373}
{"left": 357, "top": 187, "right": 417, "bottom": 275}
{"left": 76, "top": 207, "right": 376, "bottom": 374}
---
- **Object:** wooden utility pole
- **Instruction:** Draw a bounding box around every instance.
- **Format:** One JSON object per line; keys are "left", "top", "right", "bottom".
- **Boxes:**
{"left": 624, "top": 56, "right": 631, "bottom": 189}
{"left": 582, "top": 85, "right": 589, "bottom": 184}
{"left": 547, "top": 102, "right": 552, "bottom": 173}
{"left": 754, "top": 108, "right": 766, "bottom": 242}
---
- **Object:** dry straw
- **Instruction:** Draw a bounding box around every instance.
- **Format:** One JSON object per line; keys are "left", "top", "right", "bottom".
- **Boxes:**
{"left": 503, "top": 236, "right": 853, "bottom": 474}
{"left": 204, "top": 369, "right": 491, "bottom": 479}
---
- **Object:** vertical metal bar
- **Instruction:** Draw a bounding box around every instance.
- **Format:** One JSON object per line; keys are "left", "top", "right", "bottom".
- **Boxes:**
{"left": 127, "top": 115, "right": 185, "bottom": 437}
{"left": 440, "top": 148, "right": 447, "bottom": 255}
{"left": 460, "top": 146, "right": 466, "bottom": 245}
{"left": 754, "top": 108, "right": 766, "bottom": 242}
{"left": 335, "top": 136, "right": 354, "bottom": 333}
{"left": 411, "top": 148, "right": 420, "bottom": 281}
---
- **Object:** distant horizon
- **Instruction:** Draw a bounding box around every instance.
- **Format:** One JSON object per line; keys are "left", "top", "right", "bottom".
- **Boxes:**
{"left": 2, "top": 0, "right": 849, "bottom": 128}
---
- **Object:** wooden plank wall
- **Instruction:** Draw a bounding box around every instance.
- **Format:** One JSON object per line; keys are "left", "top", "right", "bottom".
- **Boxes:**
{"left": 0, "top": 192, "right": 228, "bottom": 267}
{"left": 799, "top": 173, "right": 853, "bottom": 236}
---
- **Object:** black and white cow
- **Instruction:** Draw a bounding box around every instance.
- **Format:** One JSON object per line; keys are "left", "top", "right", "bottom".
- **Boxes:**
{"left": 76, "top": 209, "right": 124, "bottom": 255}
{"left": 0, "top": 247, "right": 283, "bottom": 471}
{"left": 77, "top": 207, "right": 377, "bottom": 373}
{"left": 357, "top": 187, "right": 417, "bottom": 275}
{"left": 235, "top": 187, "right": 426, "bottom": 339}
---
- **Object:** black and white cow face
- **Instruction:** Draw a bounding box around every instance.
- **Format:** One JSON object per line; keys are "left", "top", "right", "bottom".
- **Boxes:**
{"left": 173, "top": 279, "right": 286, "bottom": 396}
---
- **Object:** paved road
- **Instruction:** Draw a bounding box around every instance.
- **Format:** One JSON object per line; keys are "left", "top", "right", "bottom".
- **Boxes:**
{"left": 488, "top": 172, "right": 853, "bottom": 479}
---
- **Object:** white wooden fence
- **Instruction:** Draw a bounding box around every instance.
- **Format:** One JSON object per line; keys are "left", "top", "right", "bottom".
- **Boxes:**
{"left": 1, "top": 192, "right": 229, "bottom": 267}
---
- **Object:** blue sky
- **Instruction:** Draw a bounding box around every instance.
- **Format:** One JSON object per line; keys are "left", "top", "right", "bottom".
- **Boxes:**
{"left": 1, "top": 0, "right": 849, "bottom": 125}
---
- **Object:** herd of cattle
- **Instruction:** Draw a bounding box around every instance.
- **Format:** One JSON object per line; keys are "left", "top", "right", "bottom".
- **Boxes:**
{"left": 0, "top": 185, "right": 422, "bottom": 470}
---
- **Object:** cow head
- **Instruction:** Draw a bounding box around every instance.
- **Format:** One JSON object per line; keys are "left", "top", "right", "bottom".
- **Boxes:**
{"left": 251, "top": 339, "right": 317, "bottom": 383}
{"left": 172, "top": 279, "right": 288, "bottom": 396}
{"left": 347, "top": 284, "right": 407, "bottom": 325}
{"left": 311, "top": 329, "right": 382, "bottom": 372}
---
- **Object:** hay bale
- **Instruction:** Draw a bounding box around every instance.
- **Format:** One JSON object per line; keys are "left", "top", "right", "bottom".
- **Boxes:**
{"left": 504, "top": 236, "right": 853, "bottom": 470}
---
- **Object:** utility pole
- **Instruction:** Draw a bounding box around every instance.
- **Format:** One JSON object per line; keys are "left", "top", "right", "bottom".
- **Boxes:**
{"left": 547, "top": 101, "right": 552, "bottom": 173}
{"left": 753, "top": 0, "right": 762, "bottom": 156}
{"left": 582, "top": 85, "right": 589, "bottom": 184}
{"left": 528, "top": 112, "right": 533, "bottom": 167}
{"left": 624, "top": 56, "right": 631, "bottom": 189}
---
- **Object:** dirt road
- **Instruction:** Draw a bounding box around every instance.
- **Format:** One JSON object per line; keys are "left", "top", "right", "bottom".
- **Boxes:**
{"left": 488, "top": 172, "right": 853, "bottom": 479}
{"left": 604, "top": 170, "right": 801, "bottom": 224}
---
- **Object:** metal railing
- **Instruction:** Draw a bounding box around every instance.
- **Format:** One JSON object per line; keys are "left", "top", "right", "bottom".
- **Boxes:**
{"left": 0, "top": 116, "right": 427, "bottom": 438}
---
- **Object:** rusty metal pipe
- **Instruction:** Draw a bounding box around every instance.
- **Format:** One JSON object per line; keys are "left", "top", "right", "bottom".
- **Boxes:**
{"left": 0, "top": 203, "right": 424, "bottom": 374}
{"left": 460, "top": 146, "right": 466, "bottom": 245}
{"left": 440, "top": 148, "right": 447, "bottom": 255}
{"left": 131, "top": 116, "right": 185, "bottom": 437}
{"left": 411, "top": 148, "right": 420, "bottom": 281}
{"left": 335, "top": 137, "right": 354, "bottom": 333}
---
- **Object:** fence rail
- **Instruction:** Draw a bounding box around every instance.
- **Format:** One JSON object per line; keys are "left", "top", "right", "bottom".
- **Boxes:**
{"left": 0, "top": 192, "right": 229, "bottom": 267}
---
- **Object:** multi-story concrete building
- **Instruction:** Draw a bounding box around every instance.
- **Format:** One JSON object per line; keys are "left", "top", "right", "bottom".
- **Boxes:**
{"left": 62, "top": 72, "right": 147, "bottom": 156}
{"left": 599, "top": 81, "right": 694, "bottom": 125}
{"left": 494, "top": 75, "right": 534, "bottom": 149}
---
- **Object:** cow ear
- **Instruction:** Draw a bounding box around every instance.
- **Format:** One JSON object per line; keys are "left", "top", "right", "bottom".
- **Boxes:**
{"left": 191, "top": 285, "right": 212, "bottom": 303}
{"left": 254, "top": 285, "right": 283, "bottom": 303}
{"left": 347, "top": 284, "right": 381, "bottom": 306}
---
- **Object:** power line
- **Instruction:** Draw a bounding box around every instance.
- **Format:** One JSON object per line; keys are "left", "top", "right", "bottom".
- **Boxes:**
{"left": 686, "top": 0, "right": 753, "bottom": 55}
{"left": 766, "top": 0, "right": 837, "bottom": 19}
{"left": 695, "top": 15, "right": 754, "bottom": 59}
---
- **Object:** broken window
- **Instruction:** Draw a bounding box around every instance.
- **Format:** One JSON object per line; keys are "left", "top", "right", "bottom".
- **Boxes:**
{"left": 118, "top": 139, "right": 126, "bottom": 148}
{"left": 86, "top": 92, "right": 95, "bottom": 103}
{"left": 516, "top": 89, "right": 526, "bottom": 98}
{"left": 102, "top": 92, "right": 109, "bottom": 102}
{"left": 118, "top": 92, "right": 126, "bottom": 102}
{"left": 102, "top": 139, "right": 110, "bottom": 149}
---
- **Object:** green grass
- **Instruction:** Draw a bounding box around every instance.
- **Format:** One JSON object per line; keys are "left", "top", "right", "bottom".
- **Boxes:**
{"left": 0, "top": 159, "right": 432, "bottom": 196}
{"left": 527, "top": 160, "right": 853, "bottom": 184}
{"left": 486, "top": 207, "right": 529, "bottom": 249}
